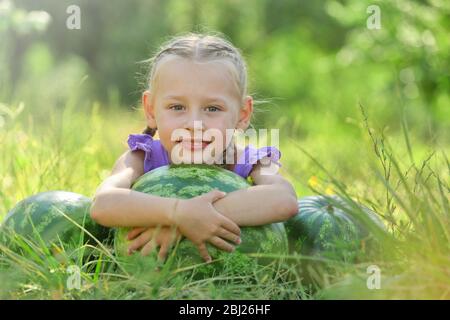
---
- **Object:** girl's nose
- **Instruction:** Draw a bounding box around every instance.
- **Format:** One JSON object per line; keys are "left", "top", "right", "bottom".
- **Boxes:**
{"left": 184, "top": 120, "right": 205, "bottom": 134}
{"left": 183, "top": 112, "right": 205, "bottom": 131}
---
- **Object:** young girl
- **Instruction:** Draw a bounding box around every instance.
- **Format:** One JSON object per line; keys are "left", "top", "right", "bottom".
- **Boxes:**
{"left": 90, "top": 33, "right": 298, "bottom": 263}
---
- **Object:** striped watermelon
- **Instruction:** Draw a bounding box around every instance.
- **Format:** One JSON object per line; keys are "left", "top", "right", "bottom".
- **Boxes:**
{"left": 284, "top": 195, "right": 384, "bottom": 260}
{"left": 1, "top": 191, "right": 112, "bottom": 252}
{"left": 114, "top": 164, "right": 288, "bottom": 270}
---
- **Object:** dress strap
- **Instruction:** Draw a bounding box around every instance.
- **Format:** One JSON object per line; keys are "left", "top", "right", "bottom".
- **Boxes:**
{"left": 127, "top": 134, "right": 169, "bottom": 173}
{"left": 233, "top": 145, "right": 282, "bottom": 179}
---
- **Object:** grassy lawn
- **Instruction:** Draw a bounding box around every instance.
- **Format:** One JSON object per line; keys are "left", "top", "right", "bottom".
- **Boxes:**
{"left": 0, "top": 101, "right": 448, "bottom": 299}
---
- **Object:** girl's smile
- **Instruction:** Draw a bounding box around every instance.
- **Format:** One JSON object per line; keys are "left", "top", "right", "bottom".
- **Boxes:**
{"left": 179, "top": 138, "right": 212, "bottom": 151}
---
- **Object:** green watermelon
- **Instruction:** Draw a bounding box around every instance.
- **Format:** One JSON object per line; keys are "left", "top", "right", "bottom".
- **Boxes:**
{"left": 283, "top": 195, "right": 385, "bottom": 287}
{"left": 1, "top": 191, "right": 112, "bottom": 253}
{"left": 284, "top": 195, "right": 385, "bottom": 260}
{"left": 114, "top": 164, "right": 288, "bottom": 271}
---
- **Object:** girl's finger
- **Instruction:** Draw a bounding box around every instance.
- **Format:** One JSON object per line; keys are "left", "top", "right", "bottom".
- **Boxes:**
{"left": 197, "top": 243, "right": 212, "bottom": 262}
{"left": 165, "top": 227, "right": 180, "bottom": 245}
{"left": 128, "top": 229, "right": 153, "bottom": 254}
{"left": 128, "top": 227, "right": 147, "bottom": 241}
{"left": 127, "top": 227, "right": 147, "bottom": 240}
{"left": 171, "top": 230, "right": 182, "bottom": 244}
{"left": 202, "top": 189, "right": 227, "bottom": 203}
{"left": 209, "top": 236, "right": 234, "bottom": 253}
{"left": 216, "top": 228, "right": 241, "bottom": 245}
{"left": 141, "top": 240, "right": 157, "bottom": 257}
{"left": 158, "top": 244, "right": 169, "bottom": 261}
{"left": 219, "top": 216, "right": 241, "bottom": 237}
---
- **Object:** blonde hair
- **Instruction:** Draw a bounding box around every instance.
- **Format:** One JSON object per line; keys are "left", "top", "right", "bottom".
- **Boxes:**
{"left": 141, "top": 32, "right": 249, "bottom": 136}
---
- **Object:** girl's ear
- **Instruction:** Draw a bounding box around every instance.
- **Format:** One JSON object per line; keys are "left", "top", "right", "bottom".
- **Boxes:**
{"left": 236, "top": 96, "right": 253, "bottom": 130}
{"left": 142, "top": 90, "right": 157, "bottom": 128}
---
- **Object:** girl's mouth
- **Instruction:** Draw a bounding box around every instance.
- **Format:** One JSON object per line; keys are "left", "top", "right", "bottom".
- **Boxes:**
{"left": 178, "top": 139, "right": 212, "bottom": 151}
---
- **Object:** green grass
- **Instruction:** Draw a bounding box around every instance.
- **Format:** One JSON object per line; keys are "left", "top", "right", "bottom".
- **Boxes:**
{"left": 0, "top": 100, "right": 448, "bottom": 300}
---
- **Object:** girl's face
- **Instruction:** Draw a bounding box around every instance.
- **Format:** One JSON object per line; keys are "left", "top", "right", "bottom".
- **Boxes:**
{"left": 143, "top": 56, "right": 253, "bottom": 164}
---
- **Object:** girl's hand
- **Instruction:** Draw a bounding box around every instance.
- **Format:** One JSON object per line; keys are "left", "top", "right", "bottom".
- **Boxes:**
{"left": 127, "top": 226, "right": 181, "bottom": 261}
{"left": 171, "top": 189, "right": 241, "bottom": 262}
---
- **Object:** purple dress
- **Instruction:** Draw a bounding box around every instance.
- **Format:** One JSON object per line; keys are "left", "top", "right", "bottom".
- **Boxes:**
{"left": 128, "top": 134, "right": 281, "bottom": 179}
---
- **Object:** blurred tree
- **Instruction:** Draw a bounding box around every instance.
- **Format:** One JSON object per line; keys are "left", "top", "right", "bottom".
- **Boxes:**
{"left": 0, "top": 0, "right": 51, "bottom": 99}
{"left": 1, "top": 0, "right": 448, "bottom": 140}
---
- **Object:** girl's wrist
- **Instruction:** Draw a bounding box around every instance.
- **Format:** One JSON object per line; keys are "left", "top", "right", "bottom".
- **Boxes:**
{"left": 168, "top": 198, "right": 181, "bottom": 225}
{"left": 213, "top": 197, "right": 229, "bottom": 217}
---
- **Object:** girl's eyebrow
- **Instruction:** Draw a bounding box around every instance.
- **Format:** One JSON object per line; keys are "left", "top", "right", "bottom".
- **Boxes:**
{"left": 163, "top": 95, "right": 228, "bottom": 105}
{"left": 162, "top": 95, "right": 185, "bottom": 101}
{"left": 206, "top": 97, "right": 228, "bottom": 105}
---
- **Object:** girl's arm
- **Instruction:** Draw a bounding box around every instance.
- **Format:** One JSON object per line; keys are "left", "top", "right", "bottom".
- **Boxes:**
{"left": 90, "top": 150, "right": 178, "bottom": 227}
{"left": 213, "top": 160, "right": 298, "bottom": 226}
{"left": 90, "top": 150, "right": 241, "bottom": 261}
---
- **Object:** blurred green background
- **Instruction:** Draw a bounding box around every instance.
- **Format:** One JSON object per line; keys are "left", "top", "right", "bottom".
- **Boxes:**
{"left": 0, "top": 0, "right": 449, "bottom": 300}
{"left": 1, "top": 0, "right": 449, "bottom": 198}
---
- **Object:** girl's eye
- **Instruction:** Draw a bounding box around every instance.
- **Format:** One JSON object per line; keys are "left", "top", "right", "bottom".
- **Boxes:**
{"left": 169, "top": 104, "right": 185, "bottom": 111}
{"left": 205, "top": 106, "right": 221, "bottom": 112}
